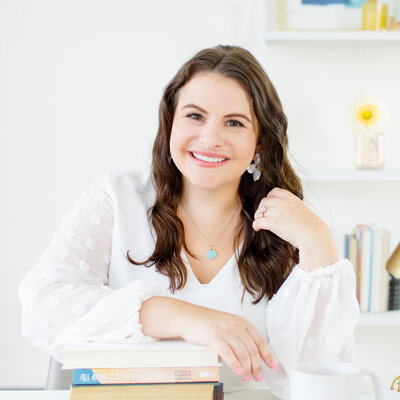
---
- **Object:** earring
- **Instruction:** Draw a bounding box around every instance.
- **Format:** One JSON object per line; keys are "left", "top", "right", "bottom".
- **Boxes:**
{"left": 247, "top": 153, "right": 261, "bottom": 181}
{"left": 168, "top": 155, "right": 173, "bottom": 164}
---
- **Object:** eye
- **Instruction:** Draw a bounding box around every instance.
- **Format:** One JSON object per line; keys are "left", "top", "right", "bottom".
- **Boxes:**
{"left": 186, "top": 113, "right": 203, "bottom": 121}
{"left": 226, "top": 119, "right": 244, "bottom": 128}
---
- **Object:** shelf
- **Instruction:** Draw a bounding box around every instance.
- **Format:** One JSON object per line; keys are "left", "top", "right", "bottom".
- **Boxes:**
{"left": 358, "top": 311, "right": 400, "bottom": 327}
{"left": 295, "top": 169, "right": 400, "bottom": 182}
{"left": 266, "top": 30, "right": 400, "bottom": 42}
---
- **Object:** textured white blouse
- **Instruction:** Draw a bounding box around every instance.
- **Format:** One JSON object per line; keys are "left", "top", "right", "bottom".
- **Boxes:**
{"left": 18, "top": 168, "right": 360, "bottom": 399}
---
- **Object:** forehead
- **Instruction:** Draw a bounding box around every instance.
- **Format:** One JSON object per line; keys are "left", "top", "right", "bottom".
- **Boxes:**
{"left": 176, "top": 72, "right": 254, "bottom": 116}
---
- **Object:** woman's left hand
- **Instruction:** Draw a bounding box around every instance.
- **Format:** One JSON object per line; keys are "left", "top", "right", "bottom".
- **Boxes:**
{"left": 252, "top": 187, "right": 339, "bottom": 271}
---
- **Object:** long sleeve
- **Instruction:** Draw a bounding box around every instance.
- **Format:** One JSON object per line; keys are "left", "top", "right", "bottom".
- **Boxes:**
{"left": 17, "top": 172, "right": 165, "bottom": 363}
{"left": 262, "top": 259, "right": 360, "bottom": 399}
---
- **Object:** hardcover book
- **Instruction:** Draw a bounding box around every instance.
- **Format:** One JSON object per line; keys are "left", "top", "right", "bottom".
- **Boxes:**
{"left": 62, "top": 338, "right": 220, "bottom": 369}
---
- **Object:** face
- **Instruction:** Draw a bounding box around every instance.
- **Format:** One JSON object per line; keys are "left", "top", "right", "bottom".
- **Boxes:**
{"left": 169, "top": 72, "right": 259, "bottom": 191}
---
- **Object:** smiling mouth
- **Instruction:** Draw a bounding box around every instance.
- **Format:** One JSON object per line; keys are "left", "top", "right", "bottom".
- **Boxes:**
{"left": 190, "top": 152, "right": 228, "bottom": 163}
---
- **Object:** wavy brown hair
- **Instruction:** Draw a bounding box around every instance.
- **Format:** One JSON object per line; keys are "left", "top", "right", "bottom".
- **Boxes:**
{"left": 127, "top": 44, "right": 303, "bottom": 304}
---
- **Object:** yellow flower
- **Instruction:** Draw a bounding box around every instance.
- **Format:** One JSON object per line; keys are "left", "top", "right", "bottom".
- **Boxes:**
{"left": 356, "top": 104, "right": 378, "bottom": 126}
{"left": 349, "top": 92, "right": 389, "bottom": 135}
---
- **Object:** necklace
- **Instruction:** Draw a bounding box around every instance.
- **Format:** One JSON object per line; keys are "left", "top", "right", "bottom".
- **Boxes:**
{"left": 180, "top": 203, "right": 241, "bottom": 260}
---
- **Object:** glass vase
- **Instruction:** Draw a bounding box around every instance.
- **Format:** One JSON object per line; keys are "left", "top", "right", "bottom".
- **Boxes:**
{"left": 354, "top": 131, "right": 384, "bottom": 169}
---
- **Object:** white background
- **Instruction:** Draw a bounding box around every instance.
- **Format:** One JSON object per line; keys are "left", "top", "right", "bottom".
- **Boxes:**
{"left": 1, "top": 0, "right": 399, "bottom": 389}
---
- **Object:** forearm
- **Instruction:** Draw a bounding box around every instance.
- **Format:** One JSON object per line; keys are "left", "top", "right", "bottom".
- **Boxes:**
{"left": 299, "top": 226, "right": 339, "bottom": 272}
{"left": 139, "top": 296, "right": 194, "bottom": 339}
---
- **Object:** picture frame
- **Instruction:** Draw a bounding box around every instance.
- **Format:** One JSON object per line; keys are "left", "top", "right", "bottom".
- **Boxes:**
{"left": 279, "top": 0, "right": 364, "bottom": 30}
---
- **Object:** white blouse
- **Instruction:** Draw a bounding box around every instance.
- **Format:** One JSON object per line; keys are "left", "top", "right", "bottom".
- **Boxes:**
{"left": 17, "top": 168, "right": 360, "bottom": 399}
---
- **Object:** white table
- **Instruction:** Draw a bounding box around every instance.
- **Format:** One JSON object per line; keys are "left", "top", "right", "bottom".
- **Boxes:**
{"left": 0, "top": 390, "right": 381, "bottom": 399}
{"left": 0, "top": 389, "right": 279, "bottom": 399}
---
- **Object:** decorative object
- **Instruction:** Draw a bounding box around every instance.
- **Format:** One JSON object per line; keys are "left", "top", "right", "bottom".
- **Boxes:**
{"left": 279, "top": 0, "right": 365, "bottom": 30}
{"left": 247, "top": 153, "right": 261, "bottom": 181}
{"left": 387, "top": 243, "right": 400, "bottom": 278}
{"left": 390, "top": 0, "right": 400, "bottom": 29}
{"left": 362, "top": 0, "right": 388, "bottom": 30}
{"left": 179, "top": 204, "right": 240, "bottom": 261}
{"left": 349, "top": 92, "right": 389, "bottom": 169}
{"left": 386, "top": 243, "right": 400, "bottom": 310}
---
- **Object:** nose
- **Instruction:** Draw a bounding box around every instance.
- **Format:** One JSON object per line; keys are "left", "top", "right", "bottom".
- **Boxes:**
{"left": 197, "top": 120, "right": 225, "bottom": 148}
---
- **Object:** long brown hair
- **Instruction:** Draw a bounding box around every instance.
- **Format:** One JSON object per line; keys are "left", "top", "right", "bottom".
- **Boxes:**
{"left": 127, "top": 44, "right": 302, "bottom": 304}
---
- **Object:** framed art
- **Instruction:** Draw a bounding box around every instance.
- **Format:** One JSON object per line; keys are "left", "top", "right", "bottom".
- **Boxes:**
{"left": 280, "top": 0, "right": 366, "bottom": 30}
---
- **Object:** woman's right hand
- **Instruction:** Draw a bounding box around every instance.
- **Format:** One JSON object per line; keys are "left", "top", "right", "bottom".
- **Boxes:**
{"left": 177, "top": 302, "right": 277, "bottom": 382}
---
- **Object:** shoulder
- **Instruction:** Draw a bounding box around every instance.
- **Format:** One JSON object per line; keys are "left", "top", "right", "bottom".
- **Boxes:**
{"left": 93, "top": 168, "right": 154, "bottom": 194}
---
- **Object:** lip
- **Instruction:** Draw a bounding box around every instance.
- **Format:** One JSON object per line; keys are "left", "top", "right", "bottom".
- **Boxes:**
{"left": 189, "top": 150, "right": 230, "bottom": 159}
{"left": 188, "top": 151, "right": 230, "bottom": 168}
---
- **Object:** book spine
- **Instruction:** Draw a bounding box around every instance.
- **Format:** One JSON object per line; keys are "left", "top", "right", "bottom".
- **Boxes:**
{"left": 214, "top": 382, "right": 224, "bottom": 400}
{"left": 368, "top": 225, "right": 374, "bottom": 313}
{"left": 73, "top": 366, "right": 220, "bottom": 385}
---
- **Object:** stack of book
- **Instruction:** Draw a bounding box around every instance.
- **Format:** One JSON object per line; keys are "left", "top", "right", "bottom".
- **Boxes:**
{"left": 62, "top": 338, "right": 223, "bottom": 399}
{"left": 345, "top": 222, "right": 391, "bottom": 313}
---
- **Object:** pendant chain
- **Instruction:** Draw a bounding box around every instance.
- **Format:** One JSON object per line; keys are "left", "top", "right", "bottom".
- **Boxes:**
{"left": 179, "top": 203, "right": 241, "bottom": 260}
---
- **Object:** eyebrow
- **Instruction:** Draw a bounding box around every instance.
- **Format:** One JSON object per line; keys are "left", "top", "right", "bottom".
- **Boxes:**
{"left": 181, "top": 103, "right": 252, "bottom": 124}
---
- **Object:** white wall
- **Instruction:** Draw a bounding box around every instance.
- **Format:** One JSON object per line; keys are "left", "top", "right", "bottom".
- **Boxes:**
{"left": 1, "top": 0, "right": 399, "bottom": 389}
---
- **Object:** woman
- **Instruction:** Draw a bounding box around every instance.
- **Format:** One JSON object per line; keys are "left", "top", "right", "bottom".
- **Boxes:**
{"left": 18, "top": 45, "right": 359, "bottom": 398}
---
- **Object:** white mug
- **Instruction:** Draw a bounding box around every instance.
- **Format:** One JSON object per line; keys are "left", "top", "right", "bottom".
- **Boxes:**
{"left": 289, "top": 360, "right": 382, "bottom": 400}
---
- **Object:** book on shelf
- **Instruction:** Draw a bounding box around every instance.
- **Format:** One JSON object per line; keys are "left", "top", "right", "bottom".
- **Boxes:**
{"left": 63, "top": 338, "right": 224, "bottom": 400}
{"left": 345, "top": 223, "right": 391, "bottom": 313}
{"left": 69, "top": 381, "right": 224, "bottom": 400}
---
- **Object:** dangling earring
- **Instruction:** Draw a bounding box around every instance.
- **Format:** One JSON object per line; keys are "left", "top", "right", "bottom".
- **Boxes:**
{"left": 247, "top": 153, "right": 261, "bottom": 181}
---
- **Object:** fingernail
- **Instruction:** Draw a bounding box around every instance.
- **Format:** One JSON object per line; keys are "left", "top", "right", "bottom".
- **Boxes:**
{"left": 245, "top": 375, "right": 251, "bottom": 382}
{"left": 271, "top": 361, "right": 278, "bottom": 370}
{"left": 236, "top": 367, "right": 243, "bottom": 375}
{"left": 256, "top": 372, "right": 263, "bottom": 382}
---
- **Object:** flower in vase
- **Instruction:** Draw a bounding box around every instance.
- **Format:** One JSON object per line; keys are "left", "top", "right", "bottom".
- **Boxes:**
{"left": 349, "top": 92, "right": 390, "bottom": 169}
{"left": 349, "top": 92, "right": 390, "bottom": 136}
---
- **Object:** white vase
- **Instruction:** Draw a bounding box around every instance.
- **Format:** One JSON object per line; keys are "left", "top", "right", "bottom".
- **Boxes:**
{"left": 354, "top": 131, "right": 384, "bottom": 169}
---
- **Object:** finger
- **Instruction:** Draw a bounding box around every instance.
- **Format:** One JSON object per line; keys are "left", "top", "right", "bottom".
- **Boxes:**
{"left": 252, "top": 216, "right": 271, "bottom": 232}
{"left": 224, "top": 336, "right": 252, "bottom": 381}
{"left": 213, "top": 339, "right": 247, "bottom": 380}
{"left": 246, "top": 324, "right": 277, "bottom": 370}
{"left": 254, "top": 198, "right": 280, "bottom": 219}
{"left": 237, "top": 330, "right": 264, "bottom": 382}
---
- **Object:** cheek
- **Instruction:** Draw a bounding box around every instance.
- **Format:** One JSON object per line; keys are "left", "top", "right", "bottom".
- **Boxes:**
{"left": 170, "top": 121, "right": 196, "bottom": 150}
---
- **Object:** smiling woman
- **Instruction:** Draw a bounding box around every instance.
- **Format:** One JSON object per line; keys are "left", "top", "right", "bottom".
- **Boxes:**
{"left": 18, "top": 44, "right": 359, "bottom": 399}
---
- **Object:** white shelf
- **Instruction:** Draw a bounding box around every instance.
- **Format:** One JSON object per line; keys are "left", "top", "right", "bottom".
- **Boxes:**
{"left": 295, "top": 169, "right": 400, "bottom": 182}
{"left": 266, "top": 30, "right": 400, "bottom": 42}
{"left": 358, "top": 311, "right": 400, "bottom": 327}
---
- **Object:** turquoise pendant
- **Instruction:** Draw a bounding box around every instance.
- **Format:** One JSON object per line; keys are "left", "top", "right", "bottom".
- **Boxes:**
{"left": 207, "top": 247, "right": 217, "bottom": 260}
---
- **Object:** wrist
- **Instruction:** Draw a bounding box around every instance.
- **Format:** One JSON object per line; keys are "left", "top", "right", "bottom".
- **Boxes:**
{"left": 139, "top": 296, "right": 189, "bottom": 339}
{"left": 298, "top": 229, "right": 339, "bottom": 272}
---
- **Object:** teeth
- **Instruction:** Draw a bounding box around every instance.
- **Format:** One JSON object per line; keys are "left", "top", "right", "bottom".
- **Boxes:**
{"left": 192, "top": 152, "right": 227, "bottom": 163}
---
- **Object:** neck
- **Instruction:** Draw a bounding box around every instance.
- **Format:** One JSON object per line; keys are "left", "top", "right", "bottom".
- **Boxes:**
{"left": 179, "top": 179, "right": 242, "bottom": 222}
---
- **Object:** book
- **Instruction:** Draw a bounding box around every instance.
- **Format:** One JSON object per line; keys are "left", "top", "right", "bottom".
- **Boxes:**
{"left": 69, "top": 382, "right": 224, "bottom": 400}
{"left": 72, "top": 365, "right": 221, "bottom": 385}
{"left": 379, "top": 229, "right": 391, "bottom": 312}
{"left": 348, "top": 223, "right": 391, "bottom": 313}
{"left": 369, "top": 223, "right": 390, "bottom": 312}
{"left": 62, "top": 339, "right": 220, "bottom": 369}
{"left": 344, "top": 233, "right": 358, "bottom": 274}
{"left": 354, "top": 224, "right": 374, "bottom": 312}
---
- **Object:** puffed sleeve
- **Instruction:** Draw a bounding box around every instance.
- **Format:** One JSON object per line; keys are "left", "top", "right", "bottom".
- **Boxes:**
{"left": 262, "top": 259, "right": 360, "bottom": 400}
{"left": 17, "top": 172, "right": 166, "bottom": 363}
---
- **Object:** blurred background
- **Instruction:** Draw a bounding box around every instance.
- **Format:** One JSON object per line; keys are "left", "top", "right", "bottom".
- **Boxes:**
{"left": 1, "top": 0, "right": 399, "bottom": 390}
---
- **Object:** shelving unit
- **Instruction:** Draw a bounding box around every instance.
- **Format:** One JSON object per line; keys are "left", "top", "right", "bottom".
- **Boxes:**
{"left": 265, "top": 30, "right": 400, "bottom": 42}
{"left": 295, "top": 169, "right": 400, "bottom": 182}
{"left": 256, "top": 0, "right": 400, "bottom": 330}
{"left": 359, "top": 311, "right": 400, "bottom": 327}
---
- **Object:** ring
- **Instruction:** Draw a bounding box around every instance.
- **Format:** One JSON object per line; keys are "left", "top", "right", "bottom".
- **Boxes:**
{"left": 260, "top": 206, "right": 267, "bottom": 217}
